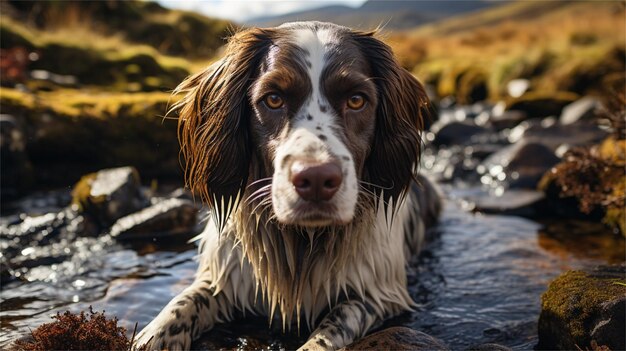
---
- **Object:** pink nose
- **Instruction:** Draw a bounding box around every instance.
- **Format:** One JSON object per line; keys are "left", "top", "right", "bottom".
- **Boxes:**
{"left": 290, "top": 161, "right": 343, "bottom": 201}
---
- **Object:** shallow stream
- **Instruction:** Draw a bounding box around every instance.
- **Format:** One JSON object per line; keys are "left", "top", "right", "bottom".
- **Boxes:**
{"left": 1, "top": 186, "right": 623, "bottom": 350}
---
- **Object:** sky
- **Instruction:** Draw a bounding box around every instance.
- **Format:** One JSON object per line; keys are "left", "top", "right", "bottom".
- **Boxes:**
{"left": 157, "top": 0, "right": 367, "bottom": 23}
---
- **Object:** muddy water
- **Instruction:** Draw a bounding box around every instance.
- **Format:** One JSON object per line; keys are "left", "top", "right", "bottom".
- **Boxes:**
{"left": 1, "top": 190, "right": 624, "bottom": 350}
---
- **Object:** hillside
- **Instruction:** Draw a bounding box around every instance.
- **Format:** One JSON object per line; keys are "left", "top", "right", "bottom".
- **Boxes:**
{"left": 247, "top": 0, "right": 503, "bottom": 29}
{"left": 386, "top": 0, "right": 625, "bottom": 102}
{"left": 0, "top": 0, "right": 232, "bottom": 197}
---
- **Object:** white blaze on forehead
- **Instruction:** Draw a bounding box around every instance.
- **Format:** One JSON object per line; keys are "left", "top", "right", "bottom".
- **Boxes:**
{"left": 292, "top": 28, "right": 338, "bottom": 111}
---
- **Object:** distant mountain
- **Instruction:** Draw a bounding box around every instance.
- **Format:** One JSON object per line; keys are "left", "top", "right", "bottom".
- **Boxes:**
{"left": 246, "top": 0, "right": 507, "bottom": 30}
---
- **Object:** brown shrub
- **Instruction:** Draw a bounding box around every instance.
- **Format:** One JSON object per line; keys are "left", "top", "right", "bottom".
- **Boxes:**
{"left": 12, "top": 307, "right": 138, "bottom": 351}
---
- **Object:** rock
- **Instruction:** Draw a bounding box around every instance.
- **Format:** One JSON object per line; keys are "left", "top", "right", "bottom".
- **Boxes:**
{"left": 538, "top": 138, "right": 625, "bottom": 234}
{"left": 432, "top": 121, "right": 490, "bottom": 147}
{"left": 506, "top": 91, "right": 579, "bottom": 118}
{"left": 71, "top": 167, "right": 148, "bottom": 226}
{"left": 341, "top": 327, "right": 448, "bottom": 351}
{"left": 480, "top": 139, "right": 560, "bottom": 189}
{"left": 489, "top": 110, "right": 528, "bottom": 130}
{"left": 467, "top": 343, "right": 513, "bottom": 351}
{"left": 537, "top": 264, "right": 626, "bottom": 351}
{"left": 470, "top": 189, "right": 545, "bottom": 216}
{"left": 560, "top": 96, "right": 600, "bottom": 125}
{"left": 506, "top": 79, "right": 530, "bottom": 98}
{"left": 521, "top": 120, "right": 608, "bottom": 151}
{"left": 110, "top": 198, "right": 198, "bottom": 240}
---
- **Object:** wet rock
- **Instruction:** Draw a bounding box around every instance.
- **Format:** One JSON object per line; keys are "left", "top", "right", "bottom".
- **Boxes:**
{"left": 0, "top": 114, "right": 33, "bottom": 200}
{"left": 432, "top": 121, "right": 490, "bottom": 147}
{"left": 537, "top": 264, "right": 626, "bottom": 351}
{"left": 71, "top": 167, "right": 148, "bottom": 226}
{"left": 489, "top": 110, "right": 528, "bottom": 130}
{"left": 470, "top": 190, "right": 545, "bottom": 216}
{"left": 480, "top": 139, "right": 560, "bottom": 189}
{"left": 506, "top": 91, "right": 579, "bottom": 118}
{"left": 521, "top": 120, "right": 608, "bottom": 151}
{"left": 341, "top": 327, "right": 448, "bottom": 351}
{"left": 560, "top": 96, "right": 600, "bottom": 125}
{"left": 110, "top": 198, "right": 198, "bottom": 240}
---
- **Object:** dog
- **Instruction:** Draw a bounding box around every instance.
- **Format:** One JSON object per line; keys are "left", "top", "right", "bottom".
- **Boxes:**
{"left": 135, "top": 21, "right": 441, "bottom": 350}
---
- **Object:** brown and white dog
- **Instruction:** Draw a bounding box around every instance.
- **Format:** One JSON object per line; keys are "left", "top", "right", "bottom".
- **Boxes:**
{"left": 135, "top": 21, "right": 441, "bottom": 350}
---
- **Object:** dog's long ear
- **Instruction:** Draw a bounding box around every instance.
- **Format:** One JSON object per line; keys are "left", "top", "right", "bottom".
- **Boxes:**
{"left": 176, "top": 28, "right": 275, "bottom": 231}
{"left": 353, "top": 31, "right": 430, "bottom": 208}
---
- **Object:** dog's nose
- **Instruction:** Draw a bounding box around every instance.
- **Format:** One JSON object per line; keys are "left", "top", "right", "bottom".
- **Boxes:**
{"left": 290, "top": 161, "right": 342, "bottom": 201}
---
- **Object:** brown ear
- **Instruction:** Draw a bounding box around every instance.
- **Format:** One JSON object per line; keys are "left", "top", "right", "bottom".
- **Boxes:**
{"left": 353, "top": 31, "right": 430, "bottom": 207}
{"left": 176, "top": 28, "right": 275, "bottom": 230}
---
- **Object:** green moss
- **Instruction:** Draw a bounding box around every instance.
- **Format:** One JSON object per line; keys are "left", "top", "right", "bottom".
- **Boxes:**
{"left": 71, "top": 172, "right": 99, "bottom": 212}
{"left": 539, "top": 269, "right": 626, "bottom": 349}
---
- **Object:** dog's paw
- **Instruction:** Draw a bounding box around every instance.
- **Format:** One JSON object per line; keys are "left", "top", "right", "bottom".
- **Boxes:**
{"left": 133, "top": 315, "right": 192, "bottom": 351}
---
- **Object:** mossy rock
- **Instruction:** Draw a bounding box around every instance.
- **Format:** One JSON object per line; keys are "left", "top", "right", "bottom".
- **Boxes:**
{"left": 537, "top": 265, "right": 626, "bottom": 350}
{"left": 71, "top": 167, "right": 148, "bottom": 226}
{"left": 1, "top": 88, "right": 182, "bottom": 190}
{"left": 506, "top": 91, "right": 579, "bottom": 118}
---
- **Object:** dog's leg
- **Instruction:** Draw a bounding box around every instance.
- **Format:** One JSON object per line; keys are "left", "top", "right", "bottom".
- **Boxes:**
{"left": 133, "top": 273, "right": 234, "bottom": 350}
{"left": 299, "top": 299, "right": 382, "bottom": 351}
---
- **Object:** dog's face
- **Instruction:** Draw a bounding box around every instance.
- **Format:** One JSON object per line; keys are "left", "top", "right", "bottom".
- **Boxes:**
{"left": 177, "top": 22, "right": 428, "bottom": 230}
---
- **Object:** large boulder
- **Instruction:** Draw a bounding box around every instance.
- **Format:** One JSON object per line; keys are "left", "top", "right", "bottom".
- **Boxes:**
{"left": 71, "top": 167, "right": 148, "bottom": 226}
{"left": 537, "top": 264, "right": 626, "bottom": 351}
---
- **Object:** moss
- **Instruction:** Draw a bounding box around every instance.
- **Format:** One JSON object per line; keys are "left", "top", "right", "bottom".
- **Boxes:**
{"left": 539, "top": 269, "right": 626, "bottom": 350}
{"left": 11, "top": 307, "right": 137, "bottom": 351}
{"left": 1, "top": 17, "right": 191, "bottom": 91}
{"left": 70, "top": 172, "right": 99, "bottom": 212}
{"left": 598, "top": 137, "right": 626, "bottom": 234}
{"left": 0, "top": 88, "right": 181, "bottom": 188}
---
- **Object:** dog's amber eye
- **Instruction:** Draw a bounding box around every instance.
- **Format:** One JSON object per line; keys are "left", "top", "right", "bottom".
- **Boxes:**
{"left": 347, "top": 94, "right": 365, "bottom": 110}
{"left": 265, "top": 94, "right": 284, "bottom": 109}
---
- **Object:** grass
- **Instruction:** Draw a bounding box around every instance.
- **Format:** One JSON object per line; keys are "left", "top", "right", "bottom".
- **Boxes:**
{"left": 386, "top": 1, "right": 625, "bottom": 101}
{"left": 0, "top": 87, "right": 177, "bottom": 120}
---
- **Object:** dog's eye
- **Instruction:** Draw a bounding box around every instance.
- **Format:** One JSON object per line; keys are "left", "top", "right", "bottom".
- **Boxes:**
{"left": 264, "top": 94, "right": 284, "bottom": 109}
{"left": 347, "top": 94, "right": 365, "bottom": 110}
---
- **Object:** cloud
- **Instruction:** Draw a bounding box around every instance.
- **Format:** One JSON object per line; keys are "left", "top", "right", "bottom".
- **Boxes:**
{"left": 158, "top": 0, "right": 365, "bottom": 22}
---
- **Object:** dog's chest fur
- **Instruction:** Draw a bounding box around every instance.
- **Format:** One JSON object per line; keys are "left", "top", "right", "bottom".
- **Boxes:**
{"left": 197, "top": 188, "right": 425, "bottom": 330}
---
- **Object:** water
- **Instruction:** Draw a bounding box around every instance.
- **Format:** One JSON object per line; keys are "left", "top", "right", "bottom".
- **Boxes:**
{"left": 1, "top": 191, "right": 623, "bottom": 350}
